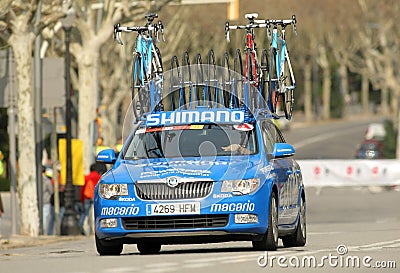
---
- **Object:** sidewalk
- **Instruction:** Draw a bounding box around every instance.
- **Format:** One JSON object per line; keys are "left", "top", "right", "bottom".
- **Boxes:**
{"left": 0, "top": 234, "right": 84, "bottom": 250}
{"left": 0, "top": 192, "right": 84, "bottom": 250}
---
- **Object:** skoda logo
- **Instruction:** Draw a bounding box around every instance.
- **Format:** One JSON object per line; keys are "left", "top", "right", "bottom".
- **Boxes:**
{"left": 166, "top": 176, "right": 180, "bottom": 188}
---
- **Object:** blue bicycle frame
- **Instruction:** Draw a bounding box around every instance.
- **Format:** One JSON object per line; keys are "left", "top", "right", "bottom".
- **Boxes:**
{"left": 271, "top": 26, "right": 296, "bottom": 94}
{"left": 134, "top": 35, "right": 153, "bottom": 86}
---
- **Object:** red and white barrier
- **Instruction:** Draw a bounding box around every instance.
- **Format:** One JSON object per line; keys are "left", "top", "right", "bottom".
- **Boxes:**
{"left": 298, "top": 160, "right": 400, "bottom": 187}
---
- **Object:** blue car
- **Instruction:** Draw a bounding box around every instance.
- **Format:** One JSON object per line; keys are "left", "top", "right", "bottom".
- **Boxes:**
{"left": 94, "top": 107, "right": 306, "bottom": 255}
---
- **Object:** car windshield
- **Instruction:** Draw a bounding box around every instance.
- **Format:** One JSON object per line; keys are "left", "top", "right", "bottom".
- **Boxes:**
{"left": 124, "top": 123, "right": 258, "bottom": 159}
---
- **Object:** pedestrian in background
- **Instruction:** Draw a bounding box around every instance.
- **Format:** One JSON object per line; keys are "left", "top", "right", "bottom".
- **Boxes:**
{"left": 48, "top": 168, "right": 65, "bottom": 235}
{"left": 79, "top": 163, "right": 101, "bottom": 235}
{"left": 42, "top": 167, "right": 54, "bottom": 235}
{"left": 95, "top": 137, "right": 111, "bottom": 156}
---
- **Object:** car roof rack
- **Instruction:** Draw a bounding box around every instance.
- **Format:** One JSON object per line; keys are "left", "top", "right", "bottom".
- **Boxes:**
{"left": 132, "top": 51, "right": 279, "bottom": 125}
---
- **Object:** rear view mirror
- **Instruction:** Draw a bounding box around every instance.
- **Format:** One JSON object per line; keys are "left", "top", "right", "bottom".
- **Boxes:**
{"left": 96, "top": 149, "right": 116, "bottom": 164}
{"left": 271, "top": 143, "right": 295, "bottom": 158}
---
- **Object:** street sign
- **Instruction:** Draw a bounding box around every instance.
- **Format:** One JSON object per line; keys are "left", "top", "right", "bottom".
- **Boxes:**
{"left": 0, "top": 50, "right": 65, "bottom": 109}
{"left": 0, "top": 50, "right": 17, "bottom": 108}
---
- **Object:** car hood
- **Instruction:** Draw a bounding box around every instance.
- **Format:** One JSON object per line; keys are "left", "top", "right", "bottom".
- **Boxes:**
{"left": 109, "top": 156, "right": 263, "bottom": 182}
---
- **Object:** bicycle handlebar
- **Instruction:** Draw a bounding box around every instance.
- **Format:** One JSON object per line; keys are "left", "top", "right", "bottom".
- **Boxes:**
{"left": 114, "top": 14, "right": 165, "bottom": 45}
{"left": 225, "top": 14, "right": 297, "bottom": 42}
{"left": 254, "top": 15, "right": 297, "bottom": 33}
{"left": 225, "top": 21, "right": 271, "bottom": 42}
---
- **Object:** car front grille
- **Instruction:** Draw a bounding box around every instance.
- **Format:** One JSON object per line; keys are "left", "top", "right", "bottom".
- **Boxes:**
{"left": 122, "top": 214, "right": 229, "bottom": 230}
{"left": 135, "top": 181, "right": 213, "bottom": 200}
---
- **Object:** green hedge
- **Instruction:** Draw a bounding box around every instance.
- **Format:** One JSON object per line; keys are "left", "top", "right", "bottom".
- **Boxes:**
{"left": 382, "top": 119, "right": 397, "bottom": 159}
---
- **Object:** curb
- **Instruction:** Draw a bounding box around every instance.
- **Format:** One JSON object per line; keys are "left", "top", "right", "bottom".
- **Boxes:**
{"left": 0, "top": 235, "right": 87, "bottom": 250}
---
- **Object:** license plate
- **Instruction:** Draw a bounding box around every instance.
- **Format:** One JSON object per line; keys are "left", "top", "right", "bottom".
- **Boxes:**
{"left": 147, "top": 202, "right": 200, "bottom": 215}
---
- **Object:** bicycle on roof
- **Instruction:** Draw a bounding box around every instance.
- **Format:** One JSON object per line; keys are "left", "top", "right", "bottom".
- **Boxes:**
{"left": 225, "top": 13, "right": 268, "bottom": 113}
{"left": 225, "top": 13, "right": 297, "bottom": 120}
{"left": 114, "top": 13, "right": 165, "bottom": 121}
{"left": 255, "top": 15, "right": 297, "bottom": 120}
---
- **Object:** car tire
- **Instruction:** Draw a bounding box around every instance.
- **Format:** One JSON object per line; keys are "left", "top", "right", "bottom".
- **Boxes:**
{"left": 252, "top": 191, "right": 279, "bottom": 251}
{"left": 95, "top": 235, "right": 123, "bottom": 256}
{"left": 137, "top": 242, "right": 162, "bottom": 255}
{"left": 282, "top": 196, "right": 306, "bottom": 247}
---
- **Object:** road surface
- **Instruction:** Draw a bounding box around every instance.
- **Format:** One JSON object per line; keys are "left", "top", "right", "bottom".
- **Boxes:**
{"left": 1, "top": 115, "right": 398, "bottom": 273}
{"left": 284, "top": 115, "right": 387, "bottom": 159}
{"left": 0, "top": 186, "right": 398, "bottom": 273}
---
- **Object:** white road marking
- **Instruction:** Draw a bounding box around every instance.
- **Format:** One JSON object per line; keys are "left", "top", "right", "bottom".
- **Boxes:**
{"left": 144, "top": 262, "right": 179, "bottom": 268}
{"left": 181, "top": 262, "right": 215, "bottom": 269}
{"left": 293, "top": 125, "right": 365, "bottom": 149}
{"left": 307, "top": 231, "right": 342, "bottom": 235}
{"left": 102, "top": 267, "right": 140, "bottom": 273}
{"left": 104, "top": 238, "right": 400, "bottom": 273}
{"left": 383, "top": 243, "right": 400, "bottom": 248}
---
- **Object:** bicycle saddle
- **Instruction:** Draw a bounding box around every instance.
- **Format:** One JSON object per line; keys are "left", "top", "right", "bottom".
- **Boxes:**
{"left": 245, "top": 13, "right": 258, "bottom": 20}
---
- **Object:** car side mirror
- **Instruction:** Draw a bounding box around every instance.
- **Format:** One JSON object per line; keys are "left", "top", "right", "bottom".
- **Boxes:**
{"left": 96, "top": 149, "right": 116, "bottom": 164}
{"left": 271, "top": 143, "right": 295, "bottom": 158}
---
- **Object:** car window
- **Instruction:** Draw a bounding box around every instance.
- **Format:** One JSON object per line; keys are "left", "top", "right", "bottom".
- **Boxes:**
{"left": 261, "top": 121, "right": 287, "bottom": 153}
{"left": 261, "top": 122, "right": 275, "bottom": 153}
{"left": 124, "top": 123, "right": 258, "bottom": 159}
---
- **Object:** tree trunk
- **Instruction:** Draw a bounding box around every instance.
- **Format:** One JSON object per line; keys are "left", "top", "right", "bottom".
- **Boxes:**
{"left": 381, "top": 88, "right": 389, "bottom": 115}
{"left": 391, "top": 91, "right": 399, "bottom": 130}
{"left": 322, "top": 67, "right": 331, "bottom": 120}
{"left": 361, "top": 72, "right": 369, "bottom": 114}
{"left": 338, "top": 64, "right": 349, "bottom": 117}
{"left": 304, "top": 56, "right": 312, "bottom": 122}
{"left": 318, "top": 46, "right": 331, "bottom": 120}
{"left": 107, "top": 93, "right": 127, "bottom": 143}
{"left": 76, "top": 49, "right": 99, "bottom": 173}
{"left": 397, "top": 102, "right": 400, "bottom": 159}
{"left": 9, "top": 33, "right": 39, "bottom": 237}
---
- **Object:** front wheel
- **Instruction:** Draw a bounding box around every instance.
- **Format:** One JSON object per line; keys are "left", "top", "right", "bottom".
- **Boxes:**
{"left": 95, "top": 235, "right": 123, "bottom": 256}
{"left": 252, "top": 191, "right": 279, "bottom": 251}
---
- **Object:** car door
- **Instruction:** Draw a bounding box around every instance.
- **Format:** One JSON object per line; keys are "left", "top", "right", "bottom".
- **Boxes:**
{"left": 261, "top": 121, "right": 293, "bottom": 225}
{"left": 274, "top": 125, "right": 301, "bottom": 224}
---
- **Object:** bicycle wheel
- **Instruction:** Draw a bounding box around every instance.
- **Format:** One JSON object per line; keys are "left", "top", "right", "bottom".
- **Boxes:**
{"left": 195, "top": 53, "right": 204, "bottom": 106}
{"left": 260, "top": 49, "right": 270, "bottom": 111}
{"left": 233, "top": 48, "right": 243, "bottom": 108}
{"left": 207, "top": 49, "right": 217, "bottom": 106}
{"left": 283, "top": 88, "right": 293, "bottom": 120}
{"left": 169, "top": 55, "right": 180, "bottom": 111}
{"left": 221, "top": 51, "right": 231, "bottom": 108}
{"left": 282, "top": 56, "right": 294, "bottom": 120}
{"left": 246, "top": 48, "right": 256, "bottom": 112}
{"left": 131, "top": 53, "right": 148, "bottom": 120}
{"left": 181, "top": 51, "right": 191, "bottom": 109}
{"left": 269, "top": 47, "right": 279, "bottom": 115}
{"left": 151, "top": 46, "right": 164, "bottom": 112}
{"left": 153, "top": 46, "right": 163, "bottom": 76}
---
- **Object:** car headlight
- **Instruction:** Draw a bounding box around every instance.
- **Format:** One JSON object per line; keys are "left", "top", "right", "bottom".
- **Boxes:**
{"left": 99, "top": 184, "right": 128, "bottom": 199}
{"left": 221, "top": 178, "right": 260, "bottom": 195}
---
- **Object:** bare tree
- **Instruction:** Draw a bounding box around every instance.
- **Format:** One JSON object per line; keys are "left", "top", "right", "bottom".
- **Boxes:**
{"left": 0, "top": 0, "right": 64, "bottom": 236}
{"left": 65, "top": 0, "right": 173, "bottom": 173}
{"left": 355, "top": 0, "right": 400, "bottom": 157}
{"left": 98, "top": 6, "right": 195, "bottom": 147}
